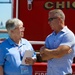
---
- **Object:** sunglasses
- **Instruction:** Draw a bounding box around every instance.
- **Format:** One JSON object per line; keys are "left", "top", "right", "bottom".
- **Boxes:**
{"left": 48, "top": 17, "right": 57, "bottom": 22}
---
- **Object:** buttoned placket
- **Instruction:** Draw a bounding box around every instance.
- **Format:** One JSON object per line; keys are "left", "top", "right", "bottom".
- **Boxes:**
{"left": 18, "top": 45, "right": 23, "bottom": 60}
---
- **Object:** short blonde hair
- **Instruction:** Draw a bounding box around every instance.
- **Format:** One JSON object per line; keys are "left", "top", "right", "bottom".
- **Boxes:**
{"left": 49, "top": 9, "right": 65, "bottom": 21}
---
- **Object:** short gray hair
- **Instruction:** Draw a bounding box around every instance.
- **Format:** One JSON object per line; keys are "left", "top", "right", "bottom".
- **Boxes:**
{"left": 6, "top": 18, "right": 23, "bottom": 31}
{"left": 49, "top": 9, "right": 65, "bottom": 21}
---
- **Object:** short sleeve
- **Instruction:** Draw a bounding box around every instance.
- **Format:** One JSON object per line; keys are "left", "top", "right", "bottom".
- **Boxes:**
{"left": 60, "top": 33, "right": 75, "bottom": 47}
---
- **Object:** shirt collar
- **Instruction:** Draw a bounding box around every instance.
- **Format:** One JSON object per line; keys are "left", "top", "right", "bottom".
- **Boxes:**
{"left": 8, "top": 37, "right": 26, "bottom": 46}
{"left": 61, "top": 26, "right": 68, "bottom": 32}
{"left": 53, "top": 26, "right": 68, "bottom": 35}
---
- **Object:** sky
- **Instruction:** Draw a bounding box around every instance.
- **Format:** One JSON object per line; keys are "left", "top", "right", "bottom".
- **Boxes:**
{"left": 0, "top": 0, "right": 12, "bottom": 29}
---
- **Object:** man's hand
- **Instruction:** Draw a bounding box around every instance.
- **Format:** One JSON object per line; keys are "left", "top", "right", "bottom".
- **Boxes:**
{"left": 68, "top": 49, "right": 72, "bottom": 54}
{"left": 25, "top": 57, "right": 36, "bottom": 65}
{"left": 40, "top": 46, "right": 46, "bottom": 54}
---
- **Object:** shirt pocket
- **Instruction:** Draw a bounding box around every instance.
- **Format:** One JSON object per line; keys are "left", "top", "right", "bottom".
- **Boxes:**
{"left": 54, "top": 40, "right": 61, "bottom": 48}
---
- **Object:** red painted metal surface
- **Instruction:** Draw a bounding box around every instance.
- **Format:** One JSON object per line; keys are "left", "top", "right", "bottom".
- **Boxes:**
{"left": 13, "top": 0, "right": 75, "bottom": 74}
{"left": 14, "top": 0, "right": 75, "bottom": 50}
{"left": 33, "top": 63, "right": 75, "bottom": 75}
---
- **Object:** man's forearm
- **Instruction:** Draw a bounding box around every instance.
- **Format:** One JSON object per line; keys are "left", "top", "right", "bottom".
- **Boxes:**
{"left": 0, "top": 66, "right": 3, "bottom": 75}
{"left": 44, "top": 45, "right": 71, "bottom": 58}
{"left": 41, "top": 53, "right": 53, "bottom": 60}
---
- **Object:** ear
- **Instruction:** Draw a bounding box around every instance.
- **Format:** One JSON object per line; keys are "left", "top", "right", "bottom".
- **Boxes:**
{"left": 10, "top": 30, "right": 14, "bottom": 33}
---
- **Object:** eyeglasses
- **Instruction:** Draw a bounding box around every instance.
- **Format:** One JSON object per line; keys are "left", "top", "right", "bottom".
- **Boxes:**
{"left": 14, "top": 27, "right": 25, "bottom": 31}
{"left": 48, "top": 17, "right": 57, "bottom": 22}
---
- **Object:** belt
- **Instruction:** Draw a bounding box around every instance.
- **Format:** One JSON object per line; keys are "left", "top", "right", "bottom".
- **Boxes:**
{"left": 66, "top": 73, "right": 72, "bottom": 75}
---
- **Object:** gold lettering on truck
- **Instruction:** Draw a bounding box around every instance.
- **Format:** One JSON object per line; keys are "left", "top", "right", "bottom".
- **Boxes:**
{"left": 44, "top": 2, "right": 53, "bottom": 9}
{"left": 44, "top": 1, "right": 75, "bottom": 9}
{"left": 56, "top": 1, "right": 64, "bottom": 8}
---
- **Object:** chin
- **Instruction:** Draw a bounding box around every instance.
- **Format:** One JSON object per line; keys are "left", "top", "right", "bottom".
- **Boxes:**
{"left": 21, "top": 33, "right": 24, "bottom": 37}
{"left": 21, "top": 35, "right": 24, "bottom": 38}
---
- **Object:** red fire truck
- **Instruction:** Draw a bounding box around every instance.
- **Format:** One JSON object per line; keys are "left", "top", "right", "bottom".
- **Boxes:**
{"left": 13, "top": 0, "right": 75, "bottom": 49}
{"left": 1, "top": 0, "right": 75, "bottom": 75}
{"left": 13, "top": 0, "right": 75, "bottom": 74}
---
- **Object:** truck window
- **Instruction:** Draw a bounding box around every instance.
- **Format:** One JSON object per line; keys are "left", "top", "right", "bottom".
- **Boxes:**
{"left": 0, "top": 0, "right": 12, "bottom": 40}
